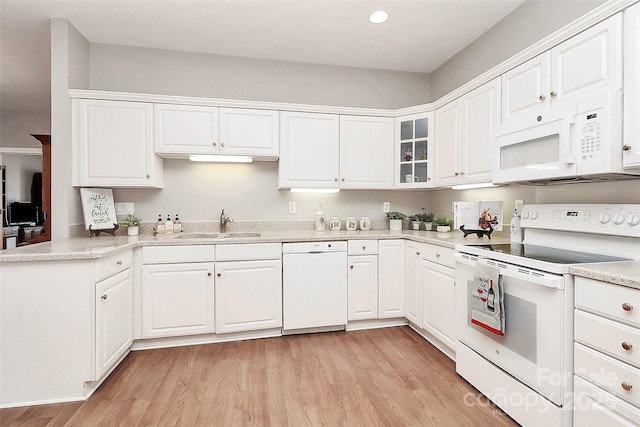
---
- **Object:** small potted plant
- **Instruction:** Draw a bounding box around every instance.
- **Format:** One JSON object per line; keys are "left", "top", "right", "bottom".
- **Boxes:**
{"left": 419, "top": 209, "right": 435, "bottom": 231}
{"left": 386, "top": 211, "right": 407, "bottom": 231}
{"left": 434, "top": 217, "right": 453, "bottom": 233}
{"left": 408, "top": 214, "right": 422, "bottom": 231}
{"left": 123, "top": 213, "right": 142, "bottom": 236}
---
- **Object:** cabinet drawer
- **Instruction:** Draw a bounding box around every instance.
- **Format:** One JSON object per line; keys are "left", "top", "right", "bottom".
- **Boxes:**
{"left": 576, "top": 277, "right": 640, "bottom": 327}
{"left": 95, "top": 250, "right": 132, "bottom": 282}
{"left": 215, "top": 243, "right": 281, "bottom": 261}
{"left": 576, "top": 311, "right": 640, "bottom": 368}
{"left": 142, "top": 245, "right": 215, "bottom": 264}
{"left": 575, "top": 343, "right": 640, "bottom": 407}
{"left": 348, "top": 240, "right": 378, "bottom": 255}
{"left": 421, "top": 244, "right": 455, "bottom": 268}
{"left": 574, "top": 376, "right": 640, "bottom": 426}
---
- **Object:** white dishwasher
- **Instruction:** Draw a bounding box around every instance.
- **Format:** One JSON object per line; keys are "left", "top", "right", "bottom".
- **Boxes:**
{"left": 282, "top": 241, "right": 348, "bottom": 333}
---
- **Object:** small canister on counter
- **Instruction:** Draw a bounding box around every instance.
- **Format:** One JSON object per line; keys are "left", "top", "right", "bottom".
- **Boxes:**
{"left": 345, "top": 217, "right": 357, "bottom": 231}
{"left": 359, "top": 217, "right": 371, "bottom": 231}
{"left": 329, "top": 217, "right": 341, "bottom": 231}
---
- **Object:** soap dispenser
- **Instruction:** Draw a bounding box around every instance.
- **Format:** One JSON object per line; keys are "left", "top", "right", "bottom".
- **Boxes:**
{"left": 315, "top": 203, "right": 325, "bottom": 232}
{"left": 165, "top": 214, "right": 174, "bottom": 233}
{"left": 173, "top": 214, "right": 182, "bottom": 233}
{"left": 156, "top": 215, "right": 166, "bottom": 234}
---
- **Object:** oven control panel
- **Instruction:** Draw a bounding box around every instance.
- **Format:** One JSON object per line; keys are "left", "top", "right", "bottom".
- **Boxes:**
{"left": 520, "top": 204, "right": 640, "bottom": 237}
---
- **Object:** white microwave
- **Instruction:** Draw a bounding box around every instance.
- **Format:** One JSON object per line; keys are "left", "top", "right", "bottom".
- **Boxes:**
{"left": 493, "top": 89, "right": 640, "bottom": 184}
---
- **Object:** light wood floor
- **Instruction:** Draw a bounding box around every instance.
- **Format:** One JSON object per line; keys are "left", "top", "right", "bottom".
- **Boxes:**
{"left": 1, "top": 327, "right": 518, "bottom": 426}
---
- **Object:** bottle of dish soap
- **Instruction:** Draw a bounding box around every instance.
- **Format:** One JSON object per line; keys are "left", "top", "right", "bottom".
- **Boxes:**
{"left": 510, "top": 209, "right": 522, "bottom": 242}
{"left": 156, "top": 215, "right": 166, "bottom": 234}
{"left": 315, "top": 203, "right": 325, "bottom": 232}
{"left": 173, "top": 214, "right": 182, "bottom": 233}
{"left": 165, "top": 214, "right": 174, "bottom": 233}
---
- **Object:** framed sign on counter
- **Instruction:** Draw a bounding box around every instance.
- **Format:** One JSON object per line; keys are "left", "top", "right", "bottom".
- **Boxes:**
{"left": 80, "top": 188, "right": 118, "bottom": 234}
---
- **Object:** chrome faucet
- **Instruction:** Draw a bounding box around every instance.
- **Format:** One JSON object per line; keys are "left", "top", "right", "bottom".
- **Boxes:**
{"left": 220, "top": 209, "right": 234, "bottom": 233}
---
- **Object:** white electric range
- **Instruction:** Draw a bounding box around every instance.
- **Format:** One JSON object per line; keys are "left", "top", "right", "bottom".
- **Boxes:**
{"left": 454, "top": 204, "right": 640, "bottom": 427}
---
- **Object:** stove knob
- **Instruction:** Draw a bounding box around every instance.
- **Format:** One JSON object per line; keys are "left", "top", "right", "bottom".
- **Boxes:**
{"left": 522, "top": 211, "right": 530, "bottom": 219}
{"left": 530, "top": 212, "right": 539, "bottom": 220}
{"left": 628, "top": 214, "right": 640, "bottom": 226}
{"left": 599, "top": 213, "right": 611, "bottom": 224}
{"left": 613, "top": 214, "right": 625, "bottom": 225}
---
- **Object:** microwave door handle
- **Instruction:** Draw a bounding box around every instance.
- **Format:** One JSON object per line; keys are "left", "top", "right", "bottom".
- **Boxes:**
{"left": 559, "top": 115, "right": 576, "bottom": 164}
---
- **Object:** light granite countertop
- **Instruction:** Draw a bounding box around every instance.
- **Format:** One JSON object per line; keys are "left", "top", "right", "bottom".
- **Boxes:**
{"left": 0, "top": 229, "right": 502, "bottom": 263}
{"left": 570, "top": 262, "right": 640, "bottom": 290}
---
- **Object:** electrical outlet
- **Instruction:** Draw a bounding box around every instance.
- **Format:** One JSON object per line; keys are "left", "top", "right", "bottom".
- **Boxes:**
{"left": 383, "top": 202, "right": 390, "bottom": 213}
{"left": 115, "top": 202, "right": 134, "bottom": 215}
{"left": 515, "top": 199, "right": 524, "bottom": 213}
{"left": 288, "top": 202, "right": 297, "bottom": 214}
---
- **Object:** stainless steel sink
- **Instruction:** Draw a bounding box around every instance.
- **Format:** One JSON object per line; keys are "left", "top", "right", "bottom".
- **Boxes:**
{"left": 173, "top": 232, "right": 260, "bottom": 240}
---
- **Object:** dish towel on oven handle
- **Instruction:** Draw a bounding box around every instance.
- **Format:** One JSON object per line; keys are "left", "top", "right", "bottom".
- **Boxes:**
{"left": 470, "top": 262, "right": 504, "bottom": 336}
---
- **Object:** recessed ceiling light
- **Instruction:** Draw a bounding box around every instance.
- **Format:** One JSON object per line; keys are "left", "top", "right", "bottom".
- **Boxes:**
{"left": 369, "top": 11, "right": 389, "bottom": 24}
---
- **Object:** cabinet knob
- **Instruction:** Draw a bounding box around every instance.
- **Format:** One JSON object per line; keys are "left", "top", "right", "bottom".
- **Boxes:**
{"left": 454, "top": 172, "right": 460, "bottom": 176}
{"left": 460, "top": 171, "right": 465, "bottom": 176}
{"left": 221, "top": 143, "right": 225, "bottom": 147}
{"left": 550, "top": 91, "right": 557, "bottom": 98}
{"left": 537, "top": 115, "right": 543, "bottom": 122}
{"left": 538, "top": 95, "right": 546, "bottom": 102}
{"left": 362, "top": 246, "right": 366, "bottom": 250}
{"left": 622, "top": 342, "right": 633, "bottom": 351}
{"left": 335, "top": 178, "right": 338, "bottom": 182}
{"left": 623, "top": 144, "right": 632, "bottom": 152}
{"left": 350, "top": 265, "right": 354, "bottom": 269}
{"left": 341, "top": 178, "right": 345, "bottom": 182}
{"left": 116, "top": 260, "right": 123, "bottom": 265}
{"left": 622, "top": 303, "right": 634, "bottom": 312}
{"left": 427, "top": 177, "right": 431, "bottom": 181}
{"left": 436, "top": 253, "right": 441, "bottom": 257}
{"left": 146, "top": 174, "right": 151, "bottom": 179}
{"left": 621, "top": 382, "right": 633, "bottom": 392}
{"left": 208, "top": 272, "right": 212, "bottom": 277}
{"left": 217, "top": 273, "right": 221, "bottom": 277}
{"left": 416, "top": 251, "right": 421, "bottom": 256}
{"left": 213, "top": 142, "right": 217, "bottom": 147}
{"left": 101, "top": 294, "right": 108, "bottom": 300}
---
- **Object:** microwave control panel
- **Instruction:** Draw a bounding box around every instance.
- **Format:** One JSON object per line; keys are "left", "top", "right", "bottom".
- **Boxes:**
{"left": 577, "top": 107, "right": 602, "bottom": 161}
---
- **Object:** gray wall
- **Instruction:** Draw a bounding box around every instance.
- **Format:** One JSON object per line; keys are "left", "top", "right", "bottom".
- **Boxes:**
{"left": 0, "top": 111, "right": 50, "bottom": 149}
{"left": 429, "top": 0, "right": 606, "bottom": 100}
{"left": 90, "top": 44, "right": 431, "bottom": 109}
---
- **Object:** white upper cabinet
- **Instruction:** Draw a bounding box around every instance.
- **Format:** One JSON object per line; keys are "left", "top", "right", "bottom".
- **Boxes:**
{"left": 501, "top": 13, "right": 622, "bottom": 130}
{"left": 340, "top": 115, "right": 394, "bottom": 189}
{"left": 395, "top": 112, "right": 434, "bottom": 188}
{"left": 154, "top": 104, "right": 218, "bottom": 156}
{"left": 434, "top": 78, "right": 499, "bottom": 186}
{"left": 73, "top": 99, "right": 163, "bottom": 188}
{"left": 624, "top": 2, "right": 640, "bottom": 168}
{"left": 279, "top": 111, "right": 340, "bottom": 189}
{"left": 154, "top": 105, "right": 279, "bottom": 159}
{"left": 219, "top": 108, "right": 279, "bottom": 158}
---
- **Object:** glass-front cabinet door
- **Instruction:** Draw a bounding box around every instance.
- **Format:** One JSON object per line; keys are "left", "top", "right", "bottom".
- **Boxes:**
{"left": 395, "top": 112, "right": 434, "bottom": 188}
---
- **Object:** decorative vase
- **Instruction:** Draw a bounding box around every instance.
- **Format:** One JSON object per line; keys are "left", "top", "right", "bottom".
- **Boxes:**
{"left": 436, "top": 225, "right": 451, "bottom": 233}
{"left": 411, "top": 221, "right": 421, "bottom": 231}
{"left": 423, "top": 222, "right": 433, "bottom": 231}
{"left": 389, "top": 219, "right": 403, "bottom": 231}
{"left": 127, "top": 225, "right": 139, "bottom": 236}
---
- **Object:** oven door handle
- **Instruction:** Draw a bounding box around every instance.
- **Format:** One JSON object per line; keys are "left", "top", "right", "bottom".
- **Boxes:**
{"left": 488, "top": 262, "right": 565, "bottom": 290}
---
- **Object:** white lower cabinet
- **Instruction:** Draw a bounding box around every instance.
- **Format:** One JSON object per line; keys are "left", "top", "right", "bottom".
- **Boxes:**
{"left": 347, "top": 240, "right": 379, "bottom": 321}
{"left": 378, "top": 239, "right": 405, "bottom": 318}
{"left": 215, "top": 259, "right": 282, "bottom": 333}
{"left": 405, "top": 241, "right": 423, "bottom": 324}
{"left": 574, "top": 277, "right": 640, "bottom": 424}
{"left": 94, "top": 268, "right": 133, "bottom": 380}
{"left": 421, "top": 259, "right": 456, "bottom": 353}
{"left": 406, "top": 243, "right": 456, "bottom": 359}
{"left": 141, "top": 246, "right": 215, "bottom": 339}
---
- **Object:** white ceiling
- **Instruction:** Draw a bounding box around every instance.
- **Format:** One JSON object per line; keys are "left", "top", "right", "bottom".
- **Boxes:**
{"left": 0, "top": 0, "right": 525, "bottom": 113}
